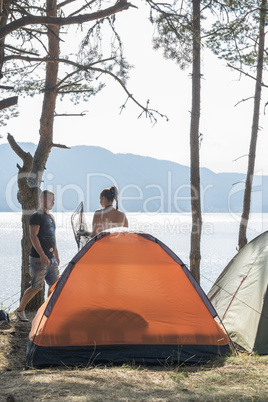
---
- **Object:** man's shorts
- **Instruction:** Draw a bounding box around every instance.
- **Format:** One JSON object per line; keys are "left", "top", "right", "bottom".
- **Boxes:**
{"left": 29, "top": 256, "right": 59, "bottom": 290}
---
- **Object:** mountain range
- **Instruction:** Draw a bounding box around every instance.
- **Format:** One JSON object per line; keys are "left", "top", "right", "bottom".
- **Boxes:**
{"left": 0, "top": 142, "right": 267, "bottom": 213}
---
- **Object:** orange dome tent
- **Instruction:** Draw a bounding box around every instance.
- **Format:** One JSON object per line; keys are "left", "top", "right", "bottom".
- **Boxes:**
{"left": 26, "top": 230, "right": 231, "bottom": 367}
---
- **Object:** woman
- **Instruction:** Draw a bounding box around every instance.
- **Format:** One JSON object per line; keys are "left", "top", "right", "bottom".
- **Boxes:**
{"left": 79, "top": 186, "right": 128, "bottom": 238}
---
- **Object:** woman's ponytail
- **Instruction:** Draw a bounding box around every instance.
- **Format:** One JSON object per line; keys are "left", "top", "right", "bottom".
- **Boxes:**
{"left": 110, "top": 186, "right": 118, "bottom": 209}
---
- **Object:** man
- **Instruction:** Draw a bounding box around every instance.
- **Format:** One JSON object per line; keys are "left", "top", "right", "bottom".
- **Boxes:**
{"left": 16, "top": 190, "right": 60, "bottom": 322}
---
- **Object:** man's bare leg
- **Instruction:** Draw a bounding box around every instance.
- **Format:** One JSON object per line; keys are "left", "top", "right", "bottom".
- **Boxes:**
{"left": 17, "top": 286, "right": 39, "bottom": 311}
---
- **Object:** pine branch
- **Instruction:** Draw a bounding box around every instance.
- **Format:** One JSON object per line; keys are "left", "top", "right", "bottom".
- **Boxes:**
{"left": 68, "top": 0, "right": 96, "bottom": 18}
{"left": 57, "top": 0, "right": 78, "bottom": 9}
{"left": 0, "top": 96, "right": 18, "bottom": 111}
{"left": 3, "top": 54, "right": 168, "bottom": 122}
{"left": 57, "top": 89, "right": 94, "bottom": 94}
{"left": 54, "top": 111, "right": 87, "bottom": 117}
{"left": 57, "top": 79, "right": 83, "bottom": 90}
{"left": 234, "top": 96, "right": 254, "bottom": 107}
{"left": 56, "top": 70, "right": 83, "bottom": 89}
{"left": 233, "top": 154, "right": 248, "bottom": 162}
{"left": 52, "top": 142, "right": 70, "bottom": 149}
{"left": 227, "top": 63, "right": 268, "bottom": 88}
{"left": 55, "top": 57, "right": 115, "bottom": 90}
{"left": 0, "top": 85, "right": 14, "bottom": 90}
{"left": 22, "top": 28, "right": 48, "bottom": 54}
{"left": 0, "top": 1, "right": 135, "bottom": 40}
{"left": 4, "top": 44, "right": 39, "bottom": 56}
{"left": 7, "top": 133, "right": 31, "bottom": 163}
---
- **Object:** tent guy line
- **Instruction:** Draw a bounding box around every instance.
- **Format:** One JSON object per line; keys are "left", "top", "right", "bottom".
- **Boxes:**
{"left": 2, "top": 261, "right": 266, "bottom": 320}
{"left": 0, "top": 262, "right": 69, "bottom": 311}
{"left": 208, "top": 231, "right": 268, "bottom": 354}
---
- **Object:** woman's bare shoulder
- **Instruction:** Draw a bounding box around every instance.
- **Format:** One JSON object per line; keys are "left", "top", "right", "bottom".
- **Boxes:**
{"left": 116, "top": 209, "right": 126, "bottom": 217}
{"left": 93, "top": 209, "right": 102, "bottom": 218}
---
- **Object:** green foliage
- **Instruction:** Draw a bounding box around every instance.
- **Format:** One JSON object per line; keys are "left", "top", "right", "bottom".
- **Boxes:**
{"left": 206, "top": 0, "right": 268, "bottom": 68}
{"left": 149, "top": 1, "right": 193, "bottom": 69}
{"left": 148, "top": 0, "right": 268, "bottom": 72}
{"left": 0, "top": 106, "right": 19, "bottom": 126}
{"left": 79, "top": 17, "right": 133, "bottom": 83}
{"left": 152, "top": 14, "right": 192, "bottom": 69}
{"left": 0, "top": 1, "right": 133, "bottom": 123}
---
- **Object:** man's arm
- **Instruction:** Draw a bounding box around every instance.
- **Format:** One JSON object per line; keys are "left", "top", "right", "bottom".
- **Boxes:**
{"left": 54, "top": 240, "right": 60, "bottom": 266}
{"left": 30, "top": 225, "right": 50, "bottom": 266}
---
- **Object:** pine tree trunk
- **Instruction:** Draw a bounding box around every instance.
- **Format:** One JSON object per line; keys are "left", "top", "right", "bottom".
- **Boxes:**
{"left": 21, "top": 195, "right": 45, "bottom": 311}
{"left": 31, "top": 0, "right": 59, "bottom": 188}
{"left": 0, "top": 0, "right": 11, "bottom": 72}
{"left": 238, "top": 0, "right": 266, "bottom": 251}
{"left": 25, "top": 0, "right": 60, "bottom": 310}
{"left": 13, "top": 147, "right": 44, "bottom": 310}
{"left": 8, "top": 0, "right": 60, "bottom": 311}
{"left": 189, "top": 0, "right": 202, "bottom": 283}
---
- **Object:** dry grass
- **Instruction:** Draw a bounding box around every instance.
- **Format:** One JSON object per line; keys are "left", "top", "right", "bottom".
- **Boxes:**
{"left": 1, "top": 313, "right": 268, "bottom": 401}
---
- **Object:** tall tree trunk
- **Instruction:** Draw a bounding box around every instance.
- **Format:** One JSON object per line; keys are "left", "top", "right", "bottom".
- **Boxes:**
{"left": 238, "top": 0, "right": 266, "bottom": 251}
{"left": 0, "top": 0, "right": 11, "bottom": 73}
{"left": 8, "top": 0, "right": 60, "bottom": 311}
{"left": 7, "top": 134, "right": 41, "bottom": 307}
{"left": 26, "top": 0, "right": 60, "bottom": 310}
{"left": 19, "top": 177, "right": 41, "bottom": 308}
{"left": 0, "top": 1, "right": 17, "bottom": 113}
{"left": 189, "top": 0, "right": 202, "bottom": 283}
{"left": 31, "top": 0, "right": 59, "bottom": 189}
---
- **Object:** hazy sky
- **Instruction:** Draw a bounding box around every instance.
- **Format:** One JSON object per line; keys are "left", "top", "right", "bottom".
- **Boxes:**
{"left": 1, "top": 5, "right": 268, "bottom": 175}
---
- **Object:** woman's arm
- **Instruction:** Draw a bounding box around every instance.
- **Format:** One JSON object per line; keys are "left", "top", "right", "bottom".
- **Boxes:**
{"left": 77, "top": 211, "right": 100, "bottom": 238}
{"left": 123, "top": 214, "right": 129, "bottom": 228}
{"left": 90, "top": 211, "right": 101, "bottom": 237}
{"left": 77, "top": 229, "right": 91, "bottom": 237}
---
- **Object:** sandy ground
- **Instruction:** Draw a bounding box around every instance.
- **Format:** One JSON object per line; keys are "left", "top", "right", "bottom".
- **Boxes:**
{"left": 1, "top": 313, "right": 268, "bottom": 401}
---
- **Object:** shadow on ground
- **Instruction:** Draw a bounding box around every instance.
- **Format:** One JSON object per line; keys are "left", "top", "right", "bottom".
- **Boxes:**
{"left": 2, "top": 313, "right": 264, "bottom": 402}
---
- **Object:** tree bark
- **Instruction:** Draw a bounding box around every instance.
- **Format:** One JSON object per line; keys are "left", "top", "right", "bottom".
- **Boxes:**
{"left": 7, "top": 134, "right": 42, "bottom": 307}
{"left": 8, "top": 0, "right": 60, "bottom": 311}
{"left": 0, "top": 0, "right": 12, "bottom": 73}
{"left": 238, "top": 0, "right": 266, "bottom": 251}
{"left": 25, "top": 0, "right": 60, "bottom": 310}
{"left": 30, "top": 0, "right": 60, "bottom": 189}
{"left": 0, "top": 95, "right": 18, "bottom": 110}
{"left": 189, "top": 0, "right": 202, "bottom": 283}
{"left": 0, "top": 1, "right": 14, "bottom": 115}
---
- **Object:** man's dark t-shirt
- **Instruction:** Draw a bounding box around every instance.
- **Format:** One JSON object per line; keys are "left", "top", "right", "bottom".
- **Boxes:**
{"left": 29, "top": 209, "right": 56, "bottom": 259}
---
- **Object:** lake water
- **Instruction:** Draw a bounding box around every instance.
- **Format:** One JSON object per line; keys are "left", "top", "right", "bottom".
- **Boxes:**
{"left": 1, "top": 212, "right": 268, "bottom": 311}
